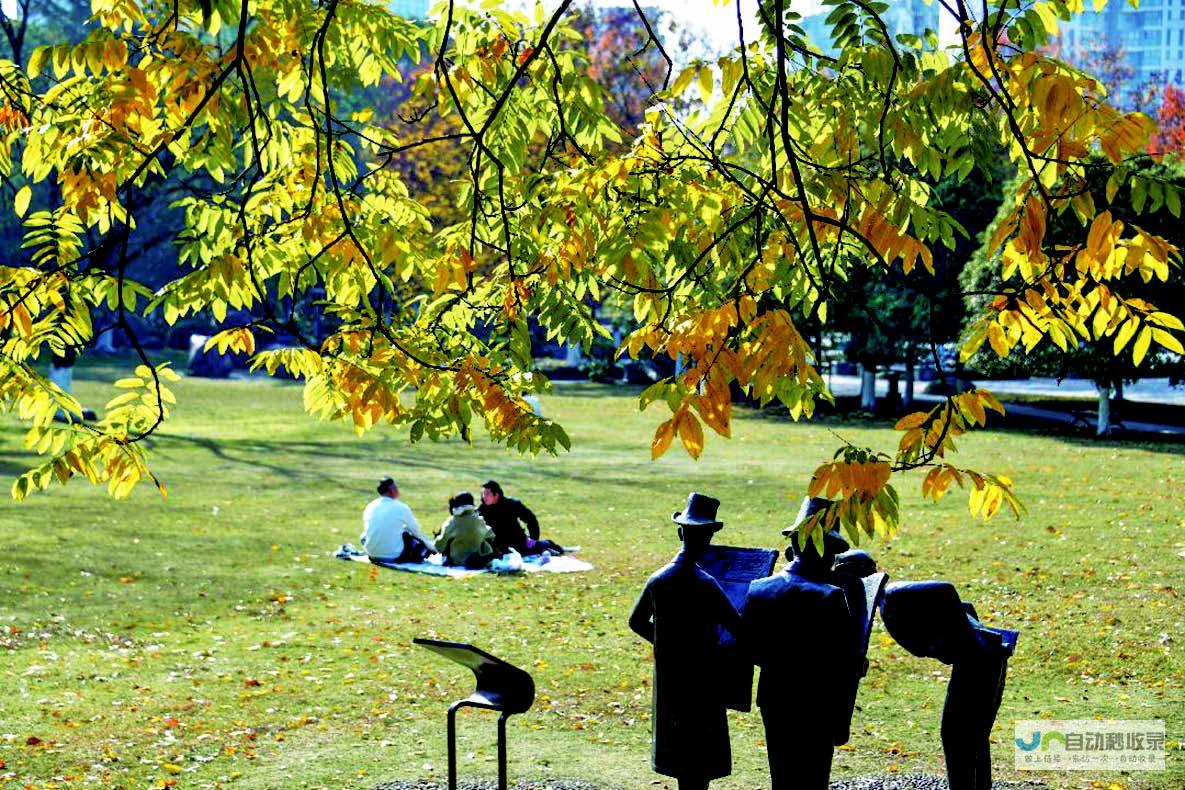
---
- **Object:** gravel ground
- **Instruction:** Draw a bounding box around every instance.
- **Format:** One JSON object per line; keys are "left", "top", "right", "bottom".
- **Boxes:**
{"left": 828, "top": 776, "right": 1050, "bottom": 790}
{"left": 374, "top": 776, "right": 1051, "bottom": 790}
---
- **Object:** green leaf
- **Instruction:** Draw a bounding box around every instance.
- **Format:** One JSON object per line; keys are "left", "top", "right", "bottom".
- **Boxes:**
{"left": 1131, "top": 177, "right": 1147, "bottom": 213}
{"left": 1165, "top": 184, "right": 1181, "bottom": 218}
{"left": 1105, "top": 171, "right": 1122, "bottom": 204}
{"left": 638, "top": 380, "right": 669, "bottom": 412}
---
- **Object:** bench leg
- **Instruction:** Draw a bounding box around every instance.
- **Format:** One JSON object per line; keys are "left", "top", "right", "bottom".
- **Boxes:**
{"left": 497, "top": 713, "right": 509, "bottom": 790}
{"left": 447, "top": 702, "right": 464, "bottom": 790}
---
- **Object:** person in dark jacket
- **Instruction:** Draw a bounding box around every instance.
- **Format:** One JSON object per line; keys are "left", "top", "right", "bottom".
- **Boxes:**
{"left": 478, "top": 480, "right": 563, "bottom": 556}
{"left": 741, "top": 497, "right": 862, "bottom": 790}
{"left": 628, "top": 492, "right": 741, "bottom": 790}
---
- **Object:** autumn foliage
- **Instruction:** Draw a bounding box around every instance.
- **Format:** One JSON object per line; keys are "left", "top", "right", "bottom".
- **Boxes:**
{"left": 1149, "top": 84, "right": 1185, "bottom": 156}
{"left": 0, "top": 0, "right": 1181, "bottom": 548}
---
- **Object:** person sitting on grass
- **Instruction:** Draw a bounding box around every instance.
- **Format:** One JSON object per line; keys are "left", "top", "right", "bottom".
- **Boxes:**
{"left": 436, "top": 492, "right": 498, "bottom": 569}
{"left": 360, "top": 477, "right": 436, "bottom": 564}
{"left": 478, "top": 479, "right": 564, "bottom": 556}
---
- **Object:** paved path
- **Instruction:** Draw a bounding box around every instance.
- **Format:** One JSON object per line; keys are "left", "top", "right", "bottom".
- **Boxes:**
{"left": 823, "top": 375, "right": 1185, "bottom": 438}
{"left": 823, "top": 374, "right": 1185, "bottom": 405}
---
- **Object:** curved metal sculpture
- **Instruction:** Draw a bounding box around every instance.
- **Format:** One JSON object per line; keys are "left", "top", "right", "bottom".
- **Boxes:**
{"left": 413, "top": 638, "right": 535, "bottom": 790}
{"left": 880, "top": 581, "right": 1019, "bottom": 790}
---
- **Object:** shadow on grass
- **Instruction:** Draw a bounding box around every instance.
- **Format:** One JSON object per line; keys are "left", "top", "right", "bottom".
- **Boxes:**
{"left": 0, "top": 453, "right": 35, "bottom": 479}
{"left": 154, "top": 432, "right": 653, "bottom": 490}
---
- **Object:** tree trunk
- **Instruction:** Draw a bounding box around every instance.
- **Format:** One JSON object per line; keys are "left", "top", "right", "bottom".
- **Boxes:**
{"left": 1096, "top": 383, "right": 1112, "bottom": 436}
{"left": 859, "top": 364, "right": 877, "bottom": 411}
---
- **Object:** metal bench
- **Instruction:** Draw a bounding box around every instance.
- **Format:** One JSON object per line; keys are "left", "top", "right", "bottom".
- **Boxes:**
{"left": 413, "top": 637, "right": 535, "bottom": 790}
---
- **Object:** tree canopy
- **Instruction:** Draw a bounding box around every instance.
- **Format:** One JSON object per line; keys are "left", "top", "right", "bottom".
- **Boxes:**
{"left": 0, "top": 0, "right": 1181, "bottom": 549}
{"left": 962, "top": 154, "right": 1185, "bottom": 432}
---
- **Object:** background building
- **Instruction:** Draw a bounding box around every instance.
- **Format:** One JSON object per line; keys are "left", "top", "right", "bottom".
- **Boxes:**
{"left": 1055, "top": 1, "right": 1185, "bottom": 104}
{"left": 798, "top": 0, "right": 941, "bottom": 58}
{"left": 389, "top": 0, "right": 428, "bottom": 21}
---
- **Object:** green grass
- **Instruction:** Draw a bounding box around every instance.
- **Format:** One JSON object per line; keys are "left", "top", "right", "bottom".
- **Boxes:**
{"left": 1, "top": 356, "right": 1182, "bottom": 790}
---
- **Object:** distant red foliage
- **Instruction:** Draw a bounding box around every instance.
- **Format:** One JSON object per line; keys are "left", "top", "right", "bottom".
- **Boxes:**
{"left": 1149, "top": 84, "right": 1185, "bottom": 155}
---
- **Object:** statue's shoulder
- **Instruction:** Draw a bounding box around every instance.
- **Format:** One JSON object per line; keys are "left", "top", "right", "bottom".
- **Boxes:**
{"left": 747, "top": 570, "right": 788, "bottom": 596}
{"left": 645, "top": 558, "right": 681, "bottom": 583}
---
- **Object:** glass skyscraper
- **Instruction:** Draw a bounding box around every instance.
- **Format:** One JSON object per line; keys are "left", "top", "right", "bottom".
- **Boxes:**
{"left": 1056, "top": 1, "right": 1185, "bottom": 101}
{"left": 798, "top": 0, "right": 941, "bottom": 59}
{"left": 389, "top": 0, "right": 429, "bottom": 21}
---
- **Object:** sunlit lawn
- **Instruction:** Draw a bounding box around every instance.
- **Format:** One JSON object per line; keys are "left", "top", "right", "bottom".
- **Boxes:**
{"left": 1, "top": 355, "right": 1181, "bottom": 789}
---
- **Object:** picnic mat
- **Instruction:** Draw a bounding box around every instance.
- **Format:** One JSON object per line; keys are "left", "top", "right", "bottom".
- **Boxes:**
{"left": 334, "top": 544, "right": 592, "bottom": 577}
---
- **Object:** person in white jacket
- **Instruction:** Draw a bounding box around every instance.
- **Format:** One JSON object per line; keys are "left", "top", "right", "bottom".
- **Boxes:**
{"left": 360, "top": 478, "right": 436, "bottom": 563}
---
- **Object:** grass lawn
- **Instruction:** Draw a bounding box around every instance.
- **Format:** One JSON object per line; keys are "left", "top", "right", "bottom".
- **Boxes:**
{"left": 1, "top": 356, "right": 1182, "bottom": 790}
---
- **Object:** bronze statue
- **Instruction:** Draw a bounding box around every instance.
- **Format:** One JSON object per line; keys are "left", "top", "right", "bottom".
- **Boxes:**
{"left": 628, "top": 492, "right": 741, "bottom": 790}
{"left": 880, "top": 581, "right": 1018, "bottom": 790}
{"left": 741, "top": 497, "right": 865, "bottom": 789}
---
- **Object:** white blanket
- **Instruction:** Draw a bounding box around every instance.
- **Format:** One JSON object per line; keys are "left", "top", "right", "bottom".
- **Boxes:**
{"left": 334, "top": 544, "right": 591, "bottom": 577}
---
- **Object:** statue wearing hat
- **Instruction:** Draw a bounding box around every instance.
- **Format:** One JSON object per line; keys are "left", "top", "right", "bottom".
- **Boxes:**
{"left": 628, "top": 492, "right": 741, "bottom": 790}
{"left": 740, "top": 497, "right": 867, "bottom": 790}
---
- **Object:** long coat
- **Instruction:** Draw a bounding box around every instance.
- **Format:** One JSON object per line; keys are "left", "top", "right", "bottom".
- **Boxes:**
{"left": 742, "top": 560, "right": 862, "bottom": 745}
{"left": 628, "top": 551, "right": 741, "bottom": 780}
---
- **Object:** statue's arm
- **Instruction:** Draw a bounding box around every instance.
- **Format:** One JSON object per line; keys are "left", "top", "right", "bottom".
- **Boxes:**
{"left": 826, "top": 588, "right": 861, "bottom": 746}
{"left": 714, "top": 580, "right": 742, "bottom": 639}
{"left": 628, "top": 584, "right": 655, "bottom": 644}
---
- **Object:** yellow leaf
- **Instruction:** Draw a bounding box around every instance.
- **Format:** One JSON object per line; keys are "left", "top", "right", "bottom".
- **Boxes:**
{"left": 988, "top": 323, "right": 1010, "bottom": 357}
{"left": 14, "top": 185, "right": 31, "bottom": 218}
{"left": 12, "top": 305, "right": 32, "bottom": 336}
{"left": 1152, "top": 328, "right": 1184, "bottom": 355}
{"left": 28, "top": 46, "right": 48, "bottom": 78}
{"left": 894, "top": 411, "right": 929, "bottom": 431}
{"left": 978, "top": 389, "right": 1005, "bottom": 415}
{"left": 1112, "top": 317, "right": 1139, "bottom": 354}
{"left": 677, "top": 410, "right": 704, "bottom": 459}
{"left": 697, "top": 66, "right": 713, "bottom": 104}
{"left": 807, "top": 463, "right": 831, "bottom": 497}
{"left": 671, "top": 65, "right": 695, "bottom": 96}
{"left": 1149, "top": 311, "right": 1184, "bottom": 331}
{"left": 1131, "top": 326, "right": 1152, "bottom": 366}
{"left": 651, "top": 418, "right": 675, "bottom": 460}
